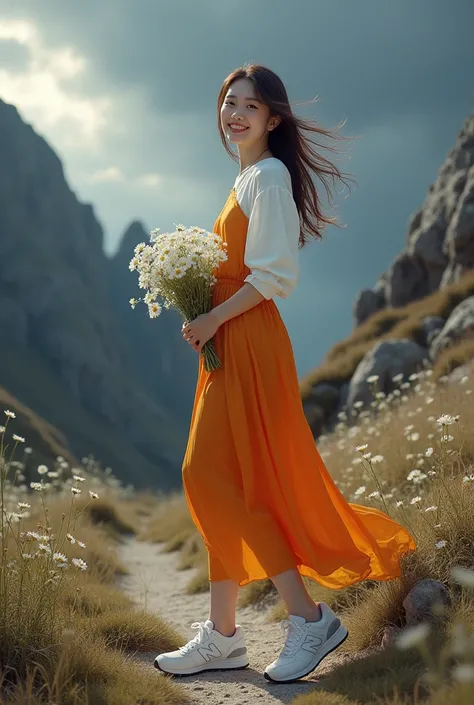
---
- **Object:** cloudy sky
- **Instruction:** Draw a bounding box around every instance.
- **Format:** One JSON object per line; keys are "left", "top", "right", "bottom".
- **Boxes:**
{"left": 1, "top": 1, "right": 473, "bottom": 377}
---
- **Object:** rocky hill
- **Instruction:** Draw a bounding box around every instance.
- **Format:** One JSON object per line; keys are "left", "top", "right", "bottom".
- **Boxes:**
{"left": 0, "top": 98, "right": 196, "bottom": 489}
{"left": 302, "top": 110, "right": 474, "bottom": 435}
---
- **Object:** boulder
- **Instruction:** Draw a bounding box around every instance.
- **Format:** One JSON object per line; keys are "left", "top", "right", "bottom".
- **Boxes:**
{"left": 420, "top": 315, "right": 445, "bottom": 347}
{"left": 347, "top": 339, "right": 429, "bottom": 409}
{"left": 430, "top": 296, "right": 474, "bottom": 359}
{"left": 442, "top": 165, "right": 474, "bottom": 272}
{"left": 403, "top": 579, "right": 451, "bottom": 626}
{"left": 353, "top": 287, "right": 385, "bottom": 326}
{"left": 384, "top": 252, "right": 429, "bottom": 308}
{"left": 304, "top": 383, "right": 341, "bottom": 415}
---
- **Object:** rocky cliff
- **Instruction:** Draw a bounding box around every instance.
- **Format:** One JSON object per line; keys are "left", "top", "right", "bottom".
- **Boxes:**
{"left": 0, "top": 98, "right": 196, "bottom": 488}
{"left": 302, "top": 109, "right": 474, "bottom": 436}
{"left": 354, "top": 112, "right": 474, "bottom": 325}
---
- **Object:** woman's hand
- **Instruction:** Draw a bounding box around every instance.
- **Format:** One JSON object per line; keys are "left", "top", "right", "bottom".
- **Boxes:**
{"left": 182, "top": 312, "right": 220, "bottom": 353}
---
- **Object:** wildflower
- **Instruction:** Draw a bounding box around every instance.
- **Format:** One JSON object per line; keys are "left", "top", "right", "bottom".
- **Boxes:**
{"left": 48, "top": 471, "right": 59, "bottom": 478}
{"left": 38, "top": 543, "right": 52, "bottom": 555}
{"left": 0, "top": 426, "right": 5, "bottom": 433}
{"left": 77, "top": 541, "right": 86, "bottom": 549}
{"left": 72, "top": 558, "right": 87, "bottom": 571}
{"left": 354, "top": 486, "right": 366, "bottom": 497}
{"left": 73, "top": 475, "right": 86, "bottom": 482}
{"left": 410, "top": 496, "right": 422, "bottom": 505}
{"left": 451, "top": 566, "right": 474, "bottom": 588}
{"left": 435, "top": 540, "right": 447, "bottom": 549}
{"left": 407, "top": 432, "right": 420, "bottom": 442}
{"left": 355, "top": 444, "right": 368, "bottom": 452}
{"left": 441, "top": 435, "right": 454, "bottom": 443}
{"left": 368, "top": 491, "right": 380, "bottom": 499}
{"left": 396, "top": 623, "right": 431, "bottom": 650}
{"left": 408, "top": 373, "right": 419, "bottom": 381}
{"left": 425, "top": 447, "right": 434, "bottom": 457}
{"left": 37, "top": 465, "right": 48, "bottom": 475}
{"left": 66, "top": 533, "right": 76, "bottom": 544}
{"left": 17, "top": 502, "right": 30, "bottom": 510}
{"left": 424, "top": 506, "right": 438, "bottom": 513}
{"left": 437, "top": 414, "right": 457, "bottom": 426}
{"left": 26, "top": 531, "right": 42, "bottom": 540}
{"left": 460, "top": 375, "right": 469, "bottom": 384}
{"left": 462, "top": 474, "right": 474, "bottom": 483}
{"left": 392, "top": 373, "right": 404, "bottom": 383}
{"left": 396, "top": 500, "right": 404, "bottom": 507}
{"left": 367, "top": 375, "right": 379, "bottom": 383}
{"left": 4, "top": 409, "right": 16, "bottom": 418}
{"left": 371, "top": 455, "right": 384, "bottom": 464}
{"left": 13, "top": 434, "right": 25, "bottom": 443}
{"left": 30, "top": 481, "right": 46, "bottom": 491}
{"left": 21, "top": 553, "right": 34, "bottom": 559}
{"left": 353, "top": 401, "right": 364, "bottom": 409}
{"left": 89, "top": 491, "right": 99, "bottom": 499}
{"left": 363, "top": 452, "right": 372, "bottom": 460}
{"left": 129, "top": 297, "right": 138, "bottom": 309}
{"left": 53, "top": 553, "right": 68, "bottom": 569}
{"left": 452, "top": 664, "right": 474, "bottom": 683}
{"left": 71, "top": 487, "right": 81, "bottom": 495}
{"left": 467, "top": 389, "right": 473, "bottom": 395}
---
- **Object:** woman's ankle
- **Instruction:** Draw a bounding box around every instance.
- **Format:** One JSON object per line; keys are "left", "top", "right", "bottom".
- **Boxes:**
{"left": 209, "top": 619, "right": 236, "bottom": 637}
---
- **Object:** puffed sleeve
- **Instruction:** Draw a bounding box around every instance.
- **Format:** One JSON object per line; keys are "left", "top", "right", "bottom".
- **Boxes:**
{"left": 244, "top": 185, "right": 300, "bottom": 299}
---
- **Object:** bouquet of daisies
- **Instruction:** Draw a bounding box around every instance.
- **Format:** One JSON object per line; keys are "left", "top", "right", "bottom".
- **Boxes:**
{"left": 129, "top": 224, "right": 228, "bottom": 372}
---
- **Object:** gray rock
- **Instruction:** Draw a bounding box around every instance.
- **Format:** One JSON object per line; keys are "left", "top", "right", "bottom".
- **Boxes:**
{"left": 305, "top": 383, "right": 341, "bottom": 414}
{"left": 430, "top": 296, "right": 474, "bottom": 359}
{"left": 420, "top": 315, "right": 445, "bottom": 347}
{"left": 403, "top": 579, "right": 451, "bottom": 626}
{"left": 443, "top": 166, "right": 474, "bottom": 270}
{"left": 347, "top": 339, "right": 429, "bottom": 409}
{"left": 353, "top": 288, "right": 385, "bottom": 326}
{"left": 384, "top": 252, "right": 429, "bottom": 308}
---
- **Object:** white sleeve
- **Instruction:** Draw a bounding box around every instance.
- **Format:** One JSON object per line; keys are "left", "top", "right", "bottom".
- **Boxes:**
{"left": 244, "top": 185, "right": 300, "bottom": 299}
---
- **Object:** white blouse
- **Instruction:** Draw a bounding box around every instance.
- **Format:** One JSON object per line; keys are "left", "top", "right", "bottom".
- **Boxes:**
{"left": 233, "top": 157, "right": 300, "bottom": 299}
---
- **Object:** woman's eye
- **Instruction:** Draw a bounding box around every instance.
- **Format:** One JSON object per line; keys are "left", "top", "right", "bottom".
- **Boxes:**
{"left": 225, "top": 102, "right": 257, "bottom": 109}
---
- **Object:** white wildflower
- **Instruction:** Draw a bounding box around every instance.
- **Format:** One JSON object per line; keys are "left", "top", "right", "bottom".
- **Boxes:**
{"left": 435, "top": 540, "right": 447, "bottom": 549}
{"left": 355, "top": 444, "right": 368, "bottom": 452}
{"left": 71, "top": 487, "right": 81, "bottom": 495}
{"left": 396, "top": 623, "right": 431, "bottom": 650}
{"left": 371, "top": 455, "right": 384, "bottom": 464}
{"left": 425, "top": 447, "right": 434, "bottom": 457}
{"left": 437, "top": 414, "right": 457, "bottom": 426}
{"left": 72, "top": 558, "right": 87, "bottom": 571}
{"left": 354, "top": 486, "right": 366, "bottom": 497}
{"left": 367, "top": 375, "right": 379, "bottom": 383}
{"left": 13, "top": 434, "right": 25, "bottom": 443}
{"left": 4, "top": 409, "right": 16, "bottom": 418}
{"left": 89, "top": 491, "right": 99, "bottom": 499}
{"left": 73, "top": 474, "right": 86, "bottom": 483}
{"left": 37, "top": 465, "right": 48, "bottom": 475}
{"left": 451, "top": 566, "right": 474, "bottom": 588}
{"left": 452, "top": 664, "right": 474, "bottom": 683}
{"left": 410, "top": 496, "right": 422, "bottom": 505}
{"left": 424, "top": 506, "right": 438, "bottom": 513}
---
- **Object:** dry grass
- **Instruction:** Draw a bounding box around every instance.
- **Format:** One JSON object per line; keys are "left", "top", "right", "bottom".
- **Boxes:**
{"left": 0, "top": 423, "right": 189, "bottom": 704}
{"left": 300, "top": 269, "right": 474, "bottom": 396}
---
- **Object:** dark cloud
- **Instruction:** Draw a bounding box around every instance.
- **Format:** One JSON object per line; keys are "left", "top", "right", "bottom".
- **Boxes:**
{"left": 1, "top": 0, "right": 474, "bottom": 374}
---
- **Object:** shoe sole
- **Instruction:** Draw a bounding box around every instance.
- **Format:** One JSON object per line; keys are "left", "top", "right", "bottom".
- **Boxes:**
{"left": 154, "top": 657, "right": 250, "bottom": 676}
{"left": 264, "top": 625, "right": 349, "bottom": 683}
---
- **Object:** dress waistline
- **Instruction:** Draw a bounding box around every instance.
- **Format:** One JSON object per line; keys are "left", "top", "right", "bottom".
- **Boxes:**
{"left": 214, "top": 277, "right": 244, "bottom": 285}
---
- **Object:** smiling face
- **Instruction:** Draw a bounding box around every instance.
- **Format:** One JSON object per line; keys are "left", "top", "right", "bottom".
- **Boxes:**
{"left": 221, "top": 77, "right": 276, "bottom": 146}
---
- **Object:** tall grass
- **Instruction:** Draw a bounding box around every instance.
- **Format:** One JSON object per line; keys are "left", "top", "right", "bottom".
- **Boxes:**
{"left": 0, "top": 410, "right": 189, "bottom": 704}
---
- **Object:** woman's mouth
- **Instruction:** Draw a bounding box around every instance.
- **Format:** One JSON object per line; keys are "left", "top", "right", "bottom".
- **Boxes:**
{"left": 229, "top": 123, "right": 249, "bottom": 133}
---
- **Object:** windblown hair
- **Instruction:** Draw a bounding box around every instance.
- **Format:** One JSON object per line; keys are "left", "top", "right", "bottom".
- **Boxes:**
{"left": 217, "top": 63, "right": 357, "bottom": 247}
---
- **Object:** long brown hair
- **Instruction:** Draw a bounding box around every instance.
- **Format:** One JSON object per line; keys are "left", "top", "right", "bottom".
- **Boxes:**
{"left": 217, "top": 63, "right": 357, "bottom": 247}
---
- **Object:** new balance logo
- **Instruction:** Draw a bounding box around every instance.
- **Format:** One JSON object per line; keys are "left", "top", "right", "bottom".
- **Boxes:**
{"left": 300, "top": 634, "right": 323, "bottom": 654}
{"left": 198, "top": 642, "right": 222, "bottom": 662}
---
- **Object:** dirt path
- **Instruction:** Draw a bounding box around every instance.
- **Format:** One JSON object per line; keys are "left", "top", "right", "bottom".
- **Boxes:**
{"left": 118, "top": 536, "right": 349, "bottom": 705}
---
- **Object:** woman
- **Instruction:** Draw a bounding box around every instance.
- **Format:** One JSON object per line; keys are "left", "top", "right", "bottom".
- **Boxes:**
{"left": 155, "top": 64, "right": 416, "bottom": 684}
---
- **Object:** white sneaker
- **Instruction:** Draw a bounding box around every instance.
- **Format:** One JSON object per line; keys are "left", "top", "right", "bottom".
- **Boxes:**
{"left": 154, "top": 619, "right": 249, "bottom": 676}
{"left": 264, "top": 603, "right": 348, "bottom": 683}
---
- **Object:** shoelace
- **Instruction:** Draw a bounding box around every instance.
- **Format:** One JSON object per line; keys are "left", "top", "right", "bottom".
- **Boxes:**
{"left": 178, "top": 621, "right": 212, "bottom": 654}
{"left": 279, "top": 619, "right": 305, "bottom": 658}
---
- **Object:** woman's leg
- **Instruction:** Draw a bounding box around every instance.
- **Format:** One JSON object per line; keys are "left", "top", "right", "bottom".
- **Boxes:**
{"left": 209, "top": 579, "right": 240, "bottom": 637}
{"left": 271, "top": 568, "right": 323, "bottom": 622}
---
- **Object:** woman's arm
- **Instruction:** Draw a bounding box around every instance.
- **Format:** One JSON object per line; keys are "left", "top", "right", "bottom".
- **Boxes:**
{"left": 211, "top": 283, "right": 265, "bottom": 326}
{"left": 181, "top": 283, "right": 264, "bottom": 352}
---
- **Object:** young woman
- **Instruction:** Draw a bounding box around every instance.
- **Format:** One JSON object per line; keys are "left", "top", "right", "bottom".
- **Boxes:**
{"left": 155, "top": 64, "right": 416, "bottom": 684}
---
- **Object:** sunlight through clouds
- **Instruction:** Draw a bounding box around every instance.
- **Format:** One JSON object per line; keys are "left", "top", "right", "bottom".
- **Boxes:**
{"left": 0, "top": 18, "right": 110, "bottom": 148}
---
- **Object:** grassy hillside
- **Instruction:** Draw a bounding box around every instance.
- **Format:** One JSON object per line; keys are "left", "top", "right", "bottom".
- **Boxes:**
{"left": 300, "top": 269, "right": 474, "bottom": 397}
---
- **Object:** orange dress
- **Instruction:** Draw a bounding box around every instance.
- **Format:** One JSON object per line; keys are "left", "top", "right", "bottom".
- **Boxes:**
{"left": 181, "top": 186, "right": 416, "bottom": 588}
